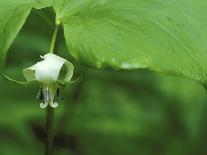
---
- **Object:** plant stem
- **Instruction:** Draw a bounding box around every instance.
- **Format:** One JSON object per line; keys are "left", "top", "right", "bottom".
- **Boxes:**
{"left": 45, "top": 106, "right": 54, "bottom": 155}
{"left": 45, "top": 22, "right": 60, "bottom": 155}
{"left": 49, "top": 23, "right": 60, "bottom": 53}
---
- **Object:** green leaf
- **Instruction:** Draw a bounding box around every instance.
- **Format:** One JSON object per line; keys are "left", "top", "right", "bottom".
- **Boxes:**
{"left": 0, "top": 0, "right": 51, "bottom": 69}
{"left": 54, "top": 0, "right": 207, "bottom": 85}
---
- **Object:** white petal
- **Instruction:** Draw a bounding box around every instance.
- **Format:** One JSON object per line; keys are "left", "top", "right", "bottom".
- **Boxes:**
{"left": 50, "top": 102, "right": 58, "bottom": 108}
{"left": 40, "top": 102, "right": 48, "bottom": 108}
{"left": 23, "top": 53, "right": 74, "bottom": 86}
{"left": 23, "top": 65, "right": 36, "bottom": 82}
{"left": 34, "top": 53, "right": 66, "bottom": 83}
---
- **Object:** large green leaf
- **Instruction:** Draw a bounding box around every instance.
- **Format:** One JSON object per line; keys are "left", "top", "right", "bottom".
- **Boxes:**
{"left": 0, "top": 0, "right": 51, "bottom": 69}
{"left": 53, "top": 0, "right": 207, "bottom": 85}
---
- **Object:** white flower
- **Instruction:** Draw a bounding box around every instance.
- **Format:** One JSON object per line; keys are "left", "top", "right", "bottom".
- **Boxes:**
{"left": 23, "top": 53, "right": 74, "bottom": 108}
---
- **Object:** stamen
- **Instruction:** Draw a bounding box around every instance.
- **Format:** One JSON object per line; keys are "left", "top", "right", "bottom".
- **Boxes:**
{"left": 39, "top": 91, "right": 44, "bottom": 100}
{"left": 44, "top": 87, "right": 50, "bottom": 103}
{"left": 36, "top": 88, "right": 42, "bottom": 100}
{"left": 38, "top": 85, "right": 59, "bottom": 108}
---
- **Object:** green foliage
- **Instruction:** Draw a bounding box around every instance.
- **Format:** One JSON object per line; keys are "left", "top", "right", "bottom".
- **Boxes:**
{"left": 1, "top": 11, "right": 207, "bottom": 153}
{"left": 1, "top": 0, "right": 207, "bottom": 86}
{"left": 0, "top": 0, "right": 51, "bottom": 69}
{"left": 55, "top": 0, "right": 207, "bottom": 85}
{"left": 1, "top": 1, "right": 207, "bottom": 155}
{"left": 2, "top": 67, "right": 207, "bottom": 155}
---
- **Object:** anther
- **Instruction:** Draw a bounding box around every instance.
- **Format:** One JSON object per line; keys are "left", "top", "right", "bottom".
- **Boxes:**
{"left": 36, "top": 88, "right": 44, "bottom": 100}
{"left": 57, "top": 89, "right": 63, "bottom": 100}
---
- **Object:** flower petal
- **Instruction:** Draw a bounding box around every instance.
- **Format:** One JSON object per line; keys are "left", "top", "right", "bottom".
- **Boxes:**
{"left": 34, "top": 53, "right": 66, "bottom": 83}
{"left": 50, "top": 102, "right": 58, "bottom": 108}
{"left": 23, "top": 53, "right": 73, "bottom": 84}
{"left": 62, "top": 60, "right": 74, "bottom": 83}
{"left": 22, "top": 66, "right": 36, "bottom": 82}
{"left": 40, "top": 102, "right": 49, "bottom": 108}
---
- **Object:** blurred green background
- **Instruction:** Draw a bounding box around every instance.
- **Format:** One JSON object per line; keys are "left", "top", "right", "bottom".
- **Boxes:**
{"left": 1, "top": 8, "right": 207, "bottom": 155}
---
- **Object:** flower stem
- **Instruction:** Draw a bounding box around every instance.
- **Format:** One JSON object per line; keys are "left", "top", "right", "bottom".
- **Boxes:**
{"left": 49, "top": 22, "right": 60, "bottom": 53}
{"left": 45, "top": 21, "right": 60, "bottom": 155}
{"left": 45, "top": 106, "right": 54, "bottom": 155}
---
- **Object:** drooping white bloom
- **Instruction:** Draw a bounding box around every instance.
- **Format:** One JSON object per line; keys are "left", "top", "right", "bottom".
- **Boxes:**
{"left": 23, "top": 53, "right": 74, "bottom": 108}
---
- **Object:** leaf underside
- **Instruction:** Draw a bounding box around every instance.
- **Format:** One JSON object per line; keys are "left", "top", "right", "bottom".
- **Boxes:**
{"left": 0, "top": 0, "right": 51, "bottom": 69}
{"left": 1, "top": 0, "right": 207, "bottom": 86}
{"left": 54, "top": 0, "right": 207, "bottom": 85}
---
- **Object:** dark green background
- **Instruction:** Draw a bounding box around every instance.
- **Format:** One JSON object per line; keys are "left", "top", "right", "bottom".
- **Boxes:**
{"left": 1, "top": 8, "right": 207, "bottom": 155}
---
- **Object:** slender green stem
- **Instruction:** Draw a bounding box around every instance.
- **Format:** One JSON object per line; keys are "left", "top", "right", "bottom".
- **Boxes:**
{"left": 45, "top": 22, "right": 60, "bottom": 155}
{"left": 49, "top": 23, "right": 60, "bottom": 53}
